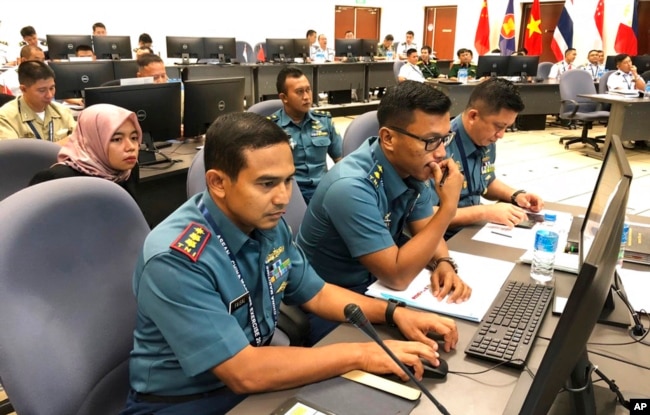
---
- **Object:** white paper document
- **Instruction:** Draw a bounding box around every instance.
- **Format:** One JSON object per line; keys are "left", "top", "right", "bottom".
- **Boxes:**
{"left": 365, "top": 251, "right": 515, "bottom": 322}
{"left": 617, "top": 268, "right": 650, "bottom": 313}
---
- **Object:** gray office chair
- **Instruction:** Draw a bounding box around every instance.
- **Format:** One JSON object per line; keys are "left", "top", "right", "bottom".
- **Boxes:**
{"left": 0, "top": 138, "right": 61, "bottom": 201}
{"left": 536, "top": 61, "right": 554, "bottom": 80}
{"left": 641, "top": 70, "right": 650, "bottom": 83}
{"left": 186, "top": 147, "right": 206, "bottom": 198}
{"left": 0, "top": 177, "right": 150, "bottom": 415}
{"left": 0, "top": 93, "right": 15, "bottom": 107}
{"left": 393, "top": 60, "right": 405, "bottom": 83}
{"left": 597, "top": 70, "right": 615, "bottom": 111}
{"left": 558, "top": 69, "right": 609, "bottom": 152}
{"left": 247, "top": 99, "right": 284, "bottom": 117}
{"left": 342, "top": 110, "right": 379, "bottom": 156}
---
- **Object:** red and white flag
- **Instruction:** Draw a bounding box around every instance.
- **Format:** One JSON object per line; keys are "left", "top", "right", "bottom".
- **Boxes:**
{"left": 614, "top": 0, "right": 638, "bottom": 55}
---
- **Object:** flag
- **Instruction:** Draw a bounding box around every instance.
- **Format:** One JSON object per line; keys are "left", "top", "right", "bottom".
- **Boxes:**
{"left": 551, "top": 0, "right": 574, "bottom": 61}
{"left": 614, "top": 0, "right": 638, "bottom": 55}
{"left": 474, "top": 0, "right": 490, "bottom": 55}
{"left": 524, "top": 0, "right": 542, "bottom": 55}
{"left": 256, "top": 43, "right": 266, "bottom": 63}
{"left": 242, "top": 43, "right": 248, "bottom": 63}
{"left": 498, "top": 0, "right": 515, "bottom": 56}
{"left": 594, "top": 0, "right": 604, "bottom": 49}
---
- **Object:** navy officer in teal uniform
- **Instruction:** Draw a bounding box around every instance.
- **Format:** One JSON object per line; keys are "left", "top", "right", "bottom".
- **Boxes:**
{"left": 431, "top": 77, "right": 544, "bottom": 240}
{"left": 121, "top": 112, "right": 459, "bottom": 415}
{"left": 298, "top": 81, "right": 472, "bottom": 344}
{"left": 270, "top": 66, "right": 342, "bottom": 204}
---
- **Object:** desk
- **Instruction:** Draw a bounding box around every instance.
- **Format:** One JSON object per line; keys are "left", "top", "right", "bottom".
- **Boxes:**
{"left": 580, "top": 94, "right": 650, "bottom": 143}
{"left": 229, "top": 202, "right": 650, "bottom": 414}
{"left": 137, "top": 141, "right": 201, "bottom": 227}
{"left": 313, "top": 62, "right": 366, "bottom": 105}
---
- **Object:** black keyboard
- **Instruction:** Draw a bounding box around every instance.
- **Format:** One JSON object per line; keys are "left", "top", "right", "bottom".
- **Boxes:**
{"left": 464, "top": 280, "right": 554, "bottom": 369}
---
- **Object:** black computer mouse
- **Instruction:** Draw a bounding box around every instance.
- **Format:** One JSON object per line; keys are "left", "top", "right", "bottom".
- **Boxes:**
{"left": 421, "top": 358, "right": 448, "bottom": 379}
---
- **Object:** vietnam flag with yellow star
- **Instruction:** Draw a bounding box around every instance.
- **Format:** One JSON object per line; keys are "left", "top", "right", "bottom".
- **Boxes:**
{"left": 524, "top": 0, "right": 542, "bottom": 55}
{"left": 498, "top": 0, "right": 515, "bottom": 55}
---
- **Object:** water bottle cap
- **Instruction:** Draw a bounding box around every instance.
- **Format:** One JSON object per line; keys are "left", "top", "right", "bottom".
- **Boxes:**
{"left": 543, "top": 213, "right": 557, "bottom": 222}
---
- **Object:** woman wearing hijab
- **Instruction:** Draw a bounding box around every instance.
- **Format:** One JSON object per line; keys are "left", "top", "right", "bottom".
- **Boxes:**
{"left": 30, "top": 103, "right": 142, "bottom": 199}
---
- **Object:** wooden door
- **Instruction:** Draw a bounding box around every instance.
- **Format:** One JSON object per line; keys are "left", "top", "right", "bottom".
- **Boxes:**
{"left": 334, "top": 6, "right": 380, "bottom": 40}
{"left": 424, "top": 6, "right": 457, "bottom": 60}
{"left": 520, "top": 2, "right": 563, "bottom": 63}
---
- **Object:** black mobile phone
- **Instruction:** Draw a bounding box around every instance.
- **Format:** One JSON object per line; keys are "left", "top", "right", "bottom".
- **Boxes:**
{"left": 269, "top": 396, "right": 336, "bottom": 415}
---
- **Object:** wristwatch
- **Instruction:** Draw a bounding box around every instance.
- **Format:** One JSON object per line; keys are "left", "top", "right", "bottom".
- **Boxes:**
{"left": 511, "top": 189, "right": 527, "bottom": 206}
{"left": 385, "top": 298, "right": 406, "bottom": 327}
{"left": 432, "top": 257, "right": 458, "bottom": 273}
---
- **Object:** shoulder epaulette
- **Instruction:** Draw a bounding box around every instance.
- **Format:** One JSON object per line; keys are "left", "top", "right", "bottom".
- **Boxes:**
{"left": 313, "top": 110, "right": 332, "bottom": 118}
{"left": 170, "top": 222, "right": 211, "bottom": 262}
{"left": 267, "top": 114, "right": 279, "bottom": 120}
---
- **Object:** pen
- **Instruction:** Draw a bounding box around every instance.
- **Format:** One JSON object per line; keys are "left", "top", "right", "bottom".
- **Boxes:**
{"left": 439, "top": 153, "right": 454, "bottom": 187}
{"left": 491, "top": 231, "right": 512, "bottom": 238}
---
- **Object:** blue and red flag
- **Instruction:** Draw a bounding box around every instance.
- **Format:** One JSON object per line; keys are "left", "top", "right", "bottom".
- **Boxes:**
{"left": 498, "top": 0, "right": 515, "bottom": 56}
{"left": 551, "top": 0, "right": 574, "bottom": 61}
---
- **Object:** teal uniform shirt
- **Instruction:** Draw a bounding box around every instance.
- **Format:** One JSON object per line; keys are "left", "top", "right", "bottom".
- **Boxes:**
{"left": 448, "top": 63, "right": 478, "bottom": 79}
{"left": 270, "top": 108, "right": 342, "bottom": 203}
{"left": 129, "top": 191, "right": 324, "bottom": 397}
{"left": 296, "top": 137, "right": 434, "bottom": 289}
{"left": 431, "top": 116, "right": 496, "bottom": 238}
{"left": 417, "top": 59, "right": 440, "bottom": 79}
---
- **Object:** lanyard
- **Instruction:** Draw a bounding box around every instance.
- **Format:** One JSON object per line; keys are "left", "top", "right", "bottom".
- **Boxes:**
{"left": 18, "top": 99, "right": 53, "bottom": 141}
{"left": 197, "top": 197, "right": 278, "bottom": 347}
{"left": 623, "top": 73, "right": 634, "bottom": 90}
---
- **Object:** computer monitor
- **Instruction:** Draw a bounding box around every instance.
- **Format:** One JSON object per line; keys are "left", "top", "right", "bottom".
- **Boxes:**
{"left": 361, "top": 39, "right": 379, "bottom": 58}
{"left": 604, "top": 55, "right": 618, "bottom": 70}
{"left": 476, "top": 55, "right": 509, "bottom": 77}
{"left": 334, "top": 39, "right": 363, "bottom": 59}
{"left": 92, "top": 35, "right": 133, "bottom": 60}
{"left": 632, "top": 54, "right": 650, "bottom": 73}
{"left": 182, "top": 77, "right": 245, "bottom": 138}
{"left": 112, "top": 60, "right": 138, "bottom": 80}
{"left": 202, "top": 37, "right": 236, "bottom": 62}
{"left": 265, "top": 38, "right": 295, "bottom": 62}
{"left": 506, "top": 55, "right": 539, "bottom": 78}
{"left": 507, "top": 137, "right": 633, "bottom": 415}
{"left": 84, "top": 82, "right": 182, "bottom": 142}
{"left": 46, "top": 35, "right": 93, "bottom": 60}
{"left": 166, "top": 36, "right": 204, "bottom": 64}
{"left": 293, "top": 39, "right": 311, "bottom": 59}
{"left": 49, "top": 61, "right": 115, "bottom": 99}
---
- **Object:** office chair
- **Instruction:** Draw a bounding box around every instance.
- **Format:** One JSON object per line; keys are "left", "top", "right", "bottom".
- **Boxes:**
{"left": 597, "top": 70, "right": 615, "bottom": 111}
{"left": 342, "top": 110, "right": 379, "bottom": 156}
{"left": 536, "top": 61, "right": 554, "bottom": 80}
{"left": 186, "top": 147, "right": 206, "bottom": 198}
{"left": 0, "top": 177, "right": 150, "bottom": 415}
{"left": 247, "top": 99, "right": 283, "bottom": 117}
{"left": 236, "top": 40, "right": 254, "bottom": 64}
{"left": 558, "top": 69, "right": 609, "bottom": 152}
{"left": 0, "top": 93, "right": 15, "bottom": 106}
{"left": 0, "top": 138, "right": 61, "bottom": 201}
{"left": 393, "top": 60, "right": 405, "bottom": 83}
{"left": 641, "top": 70, "right": 650, "bottom": 83}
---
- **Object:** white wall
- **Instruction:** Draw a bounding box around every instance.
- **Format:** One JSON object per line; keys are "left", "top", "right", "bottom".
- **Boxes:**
{"left": 0, "top": 0, "right": 644, "bottom": 65}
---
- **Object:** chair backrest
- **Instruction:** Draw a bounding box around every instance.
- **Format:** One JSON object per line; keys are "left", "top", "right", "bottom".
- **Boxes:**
{"left": 0, "top": 177, "right": 150, "bottom": 415}
{"left": 236, "top": 40, "right": 254, "bottom": 64}
{"left": 559, "top": 69, "right": 598, "bottom": 114}
{"left": 343, "top": 110, "right": 378, "bottom": 156}
{"left": 0, "top": 138, "right": 61, "bottom": 201}
{"left": 0, "top": 92, "right": 15, "bottom": 107}
{"left": 598, "top": 70, "right": 615, "bottom": 111}
{"left": 536, "top": 62, "right": 554, "bottom": 80}
{"left": 187, "top": 147, "right": 206, "bottom": 198}
{"left": 247, "top": 99, "right": 283, "bottom": 117}
{"left": 641, "top": 70, "right": 650, "bottom": 83}
{"left": 393, "top": 60, "right": 405, "bottom": 82}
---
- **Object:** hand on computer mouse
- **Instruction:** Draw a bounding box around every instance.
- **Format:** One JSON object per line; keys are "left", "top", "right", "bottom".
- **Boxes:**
{"left": 421, "top": 357, "right": 448, "bottom": 379}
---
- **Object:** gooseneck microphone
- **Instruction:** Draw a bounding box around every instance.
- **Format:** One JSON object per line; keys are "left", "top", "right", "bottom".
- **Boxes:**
{"left": 344, "top": 303, "right": 451, "bottom": 415}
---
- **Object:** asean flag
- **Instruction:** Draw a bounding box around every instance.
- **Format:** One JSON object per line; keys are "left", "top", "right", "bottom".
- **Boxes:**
{"left": 498, "top": 0, "right": 515, "bottom": 56}
{"left": 614, "top": 0, "right": 638, "bottom": 55}
{"left": 524, "top": 0, "right": 542, "bottom": 55}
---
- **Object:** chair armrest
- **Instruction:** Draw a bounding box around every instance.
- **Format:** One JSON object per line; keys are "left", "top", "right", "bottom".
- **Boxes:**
{"left": 0, "top": 398, "right": 14, "bottom": 415}
{"left": 277, "top": 302, "right": 311, "bottom": 346}
{"left": 560, "top": 99, "right": 580, "bottom": 118}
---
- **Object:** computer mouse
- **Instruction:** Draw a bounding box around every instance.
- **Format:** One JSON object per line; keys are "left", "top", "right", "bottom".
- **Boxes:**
{"left": 421, "top": 358, "right": 448, "bottom": 379}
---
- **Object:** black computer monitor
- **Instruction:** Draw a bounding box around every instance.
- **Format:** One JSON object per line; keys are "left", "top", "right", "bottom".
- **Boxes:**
{"left": 632, "top": 54, "right": 650, "bottom": 73}
{"left": 112, "top": 60, "right": 138, "bottom": 80}
{"left": 84, "top": 82, "right": 182, "bottom": 142}
{"left": 49, "top": 61, "right": 115, "bottom": 99}
{"left": 361, "top": 39, "right": 379, "bottom": 57}
{"left": 46, "top": 35, "right": 93, "bottom": 59}
{"left": 506, "top": 55, "right": 539, "bottom": 78}
{"left": 166, "top": 36, "right": 204, "bottom": 64}
{"left": 334, "top": 39, "right": 363, "bottom": 59}
{"left": 604, "top": 55, "right": 618, "bottom": 70}
{"left": 265, "top": 38, "right": 295, "bottom": 62}
{"left": 182, "top": 77, "right": 245, "bottom": 138}
{"left": 92, "top": 35, "right": 133, "bottom": 60}
{"left": 508, "top": 137, "right": 633, "bottom": 414}
{"left": 476, "top": 55, "right": 509, "bottom": 77}
{"left": 202, "top": 37, "right": 237, "bottom": 62}
{"left": 293, "top": 39, "right": 311, "bottom": 59}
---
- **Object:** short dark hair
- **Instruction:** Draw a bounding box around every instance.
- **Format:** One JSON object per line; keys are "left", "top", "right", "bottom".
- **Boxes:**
{"left": 306, "top": 29, "right": 316, "bottom": 38}
{"left": 92, "top": 22, "right": 106, "bottom": 31}
{"left": 75, "top": 44, "right": 93, "bottom": 54}
{"left": 138, "top": 33, "right": 153, "bottom": 44}
{"left": 466, "top": 77, "right": 525, "bottom": 115}
{"left": 421, "top": 45, "right": 432, "bottom": 54}
{"left": 136, "top": 53, "right": 164, "bottom": 70}
{"left": 18, "top": 60, "right": 55, "bottom": 86}
{"left": 377, "top": 81, "right": 451, "bottom": 129}
{"left": 406, "top": 48, "right": 418, "bottom": 57}
{"left": 20, "top": 45, "right": 42, "bottom": 60}
{"left": 384, "top": 34, "right": 394, "bottom": 41}
{"left": 20, "top": 26, "right": 36, "bottom": 38}
{"left": 276, "top": 66, "right": 306, "bottom": 94}
{"left": 406, "top": 30, "right": 415, "bottom": 36}
{"left": 456, "top": 48, "right": 472, "bottom": 57}
{"left": 204, "top": 112, "right": 290, "bottom": 179}
{"left": 565, "top": 48, "right": 576, "bottom": 56}
{"left": 614, "top": 53, "right": 630, "bottom": 65}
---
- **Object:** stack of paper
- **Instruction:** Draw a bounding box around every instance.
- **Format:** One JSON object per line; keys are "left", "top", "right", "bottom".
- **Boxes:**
{"left": 607, "top": 89, "right": 641, "bottom": 98}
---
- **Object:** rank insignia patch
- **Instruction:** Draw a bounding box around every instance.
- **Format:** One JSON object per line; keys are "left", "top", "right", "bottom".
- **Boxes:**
{"left": 170, "top": 222, "right": 211, "bottom": 262}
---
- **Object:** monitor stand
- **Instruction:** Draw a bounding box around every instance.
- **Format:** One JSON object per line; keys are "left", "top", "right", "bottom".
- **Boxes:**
{"left": 111, "top": 53, "right": 121, "bottom": 61}
{"left": 181, "top": 53, "right": 190, "bottom": 66}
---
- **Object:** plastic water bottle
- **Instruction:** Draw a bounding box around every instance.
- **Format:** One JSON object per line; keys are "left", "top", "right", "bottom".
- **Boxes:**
{"left": 617, "top": 220, "right": 630, "bottom": 269}
{"left": 644, "top": 83, "right": 650, "bottom": 99}
{"left": 386, "top": 49, "right": 394, "bottom": 61}
{"left": 458, "top": 68, "right": 468, "bottom": 84}
{"left": 531, "top": 213, "right": 560, "bottom": 284}
{"left": 596, "top": 68, "right": 604, "bottom": 81}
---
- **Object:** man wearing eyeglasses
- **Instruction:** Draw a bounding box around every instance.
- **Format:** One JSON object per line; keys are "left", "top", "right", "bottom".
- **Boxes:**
{"left": 297, "top": 81, "right": 472, "bottom": 345}
{"left": 433, "top": 77, "right": 544, "bottom": 240}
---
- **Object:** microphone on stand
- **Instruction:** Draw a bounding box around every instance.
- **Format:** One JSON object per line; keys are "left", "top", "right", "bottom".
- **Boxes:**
{"left": 344, "top": 303, "right": 451, "bottom": 415}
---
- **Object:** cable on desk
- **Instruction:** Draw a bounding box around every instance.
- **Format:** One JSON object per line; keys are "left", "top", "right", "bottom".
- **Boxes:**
{"left": 450, "top": 358, "right": 534, "bottom": 378}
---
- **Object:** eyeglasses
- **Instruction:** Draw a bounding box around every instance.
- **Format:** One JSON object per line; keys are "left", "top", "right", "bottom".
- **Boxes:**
{"left": 388, "top": 125, "right": 455, "bottom": 151}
